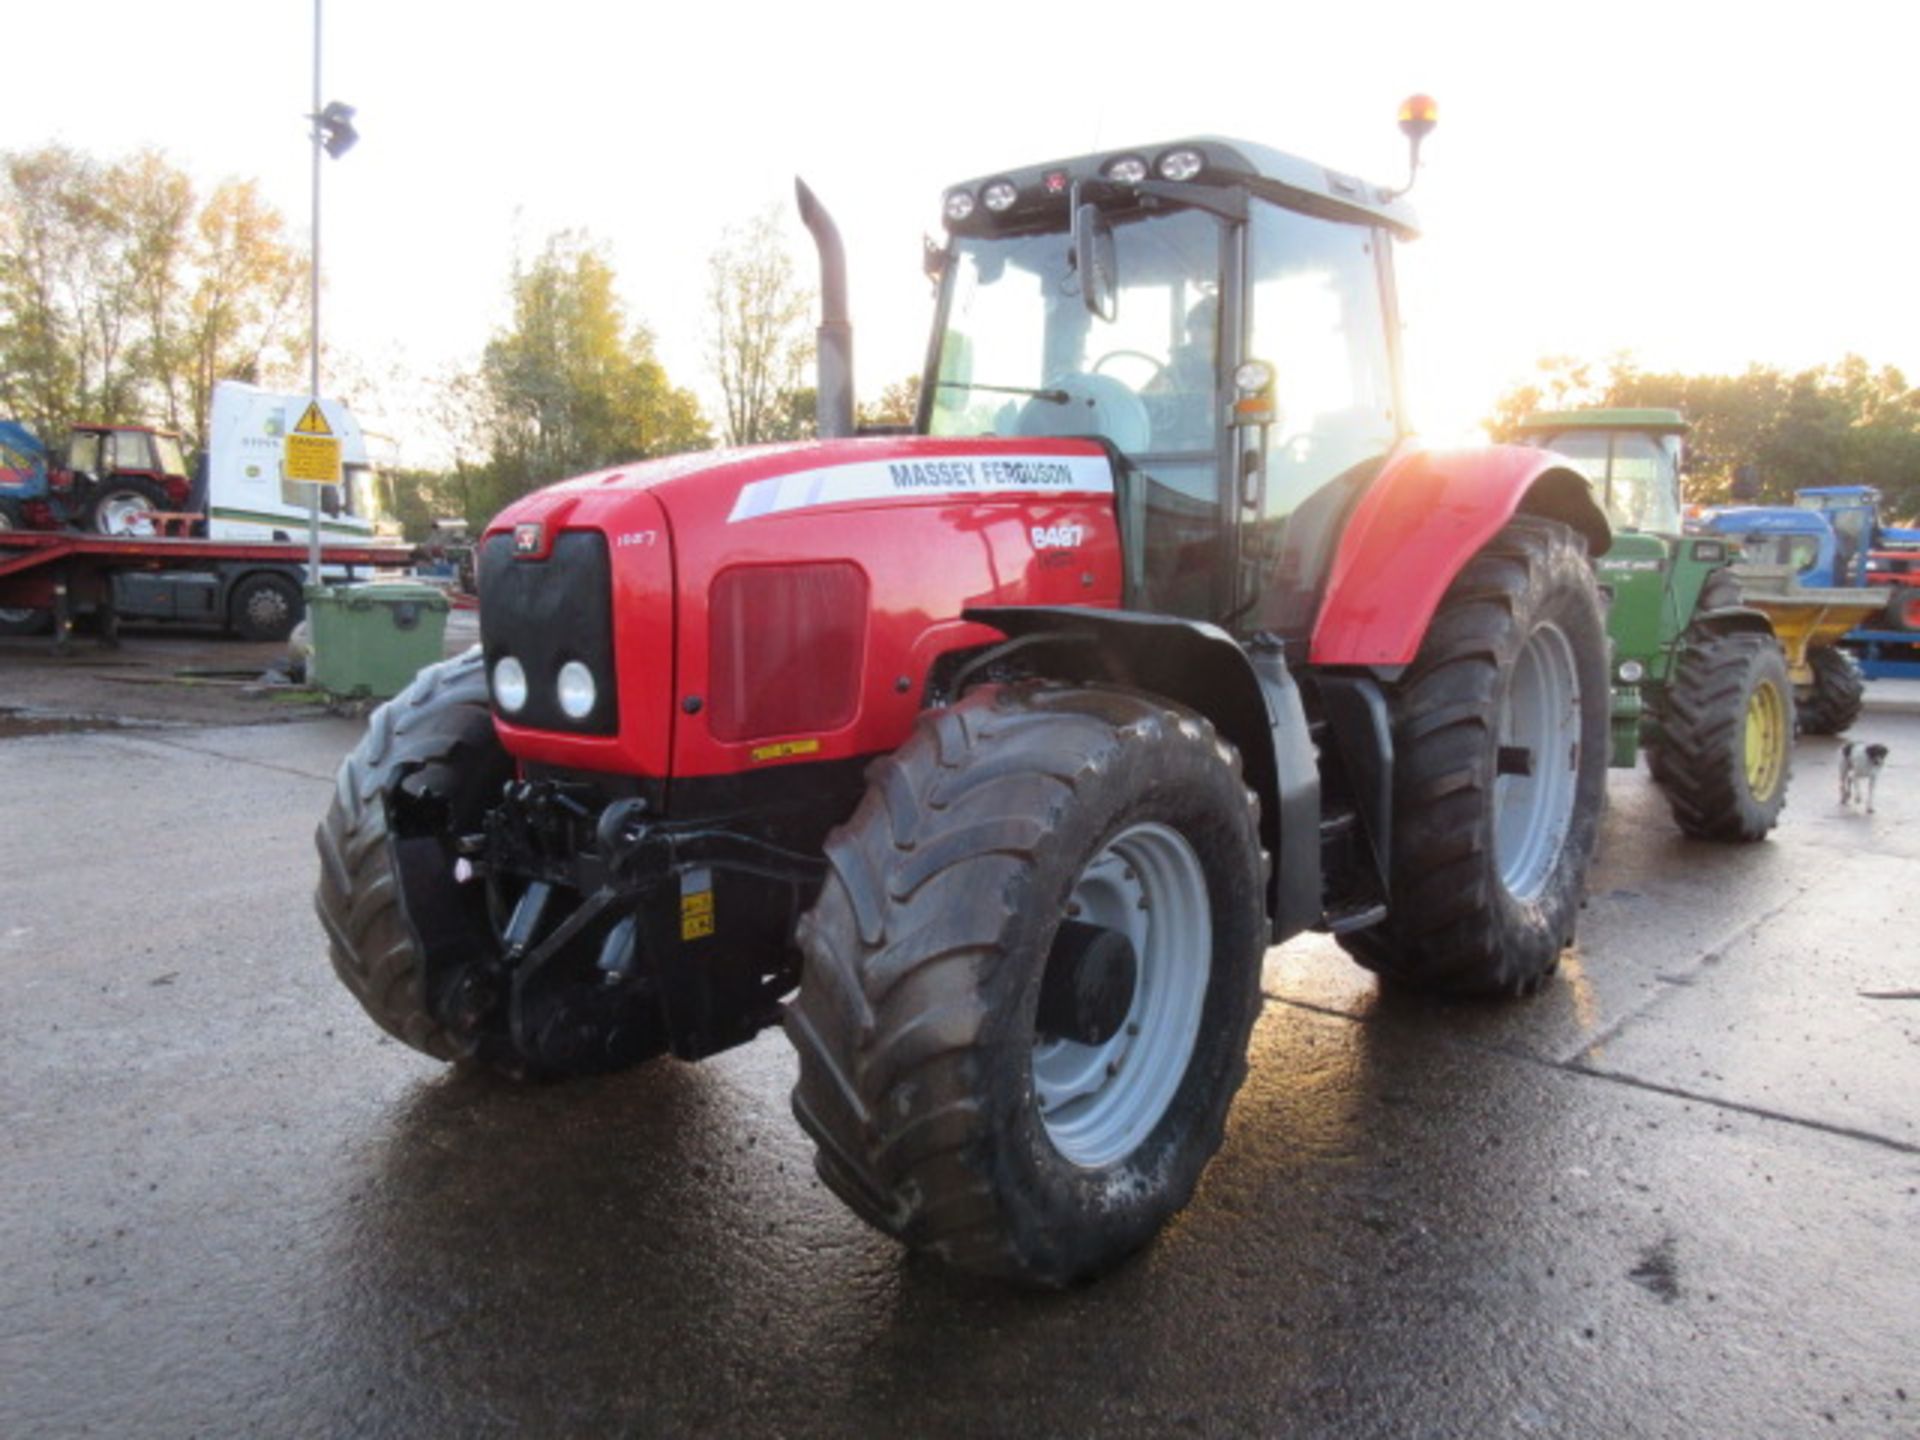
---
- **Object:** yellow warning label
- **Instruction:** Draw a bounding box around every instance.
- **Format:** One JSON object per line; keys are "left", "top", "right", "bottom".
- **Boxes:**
{"left": 293, "top": 400, "right": 334, "bottom": 436}
{"left": 283, "top": 432, "right": 342, "bottom": 484}
{"left": 680, "top": 889, "right": 715, "bottom": 941}
{"left": 749, "top": 738, "right": 822, "bottom": 764}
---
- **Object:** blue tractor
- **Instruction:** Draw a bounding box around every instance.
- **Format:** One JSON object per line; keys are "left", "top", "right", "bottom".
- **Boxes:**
{"left": 1699, "top": 484, "right": 1920, "bottom": 681}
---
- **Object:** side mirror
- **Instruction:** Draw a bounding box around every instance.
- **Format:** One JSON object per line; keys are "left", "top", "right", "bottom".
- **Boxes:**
{"left": 1072, "top": 201, "right": 1118, "bottom": 323}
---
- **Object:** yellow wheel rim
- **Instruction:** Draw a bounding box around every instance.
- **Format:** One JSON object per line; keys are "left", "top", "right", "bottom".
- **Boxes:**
{"left": 1744, "top": 680, "right": 1788, "bottom": 800}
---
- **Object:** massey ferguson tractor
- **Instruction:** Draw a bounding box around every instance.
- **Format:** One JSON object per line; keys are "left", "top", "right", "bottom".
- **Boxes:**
{"left": 316, "top": 102, "right": 1615, "bottom": 1286}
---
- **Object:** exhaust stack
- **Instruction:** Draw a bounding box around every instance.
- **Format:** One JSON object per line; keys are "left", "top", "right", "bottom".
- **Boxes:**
{"left": 795, "top": 178, "right": 855, "bottom": 440}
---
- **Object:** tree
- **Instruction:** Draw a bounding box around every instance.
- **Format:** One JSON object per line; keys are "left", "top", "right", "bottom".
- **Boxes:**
{"left": 1488, "top": 354, "right": 1920, "bottom": 518}
{"left": 469, "top": 231, "right": 710, "bottom": 520}
{"left": 0, "top": 146, "right": 306, "bottom": 450}
{"left": 858, "top": 374, "right": 921, "bottom": 429}
{"left": 706, "top": 207, "right": 814, "bottom": 446}
{"left": 175, "top": 179, "right": 306, "bottom": 446}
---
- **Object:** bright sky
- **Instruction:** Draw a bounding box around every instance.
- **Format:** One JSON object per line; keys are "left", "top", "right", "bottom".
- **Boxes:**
{"left": 7, "top": 2, "right": 1917, "bottom": 463}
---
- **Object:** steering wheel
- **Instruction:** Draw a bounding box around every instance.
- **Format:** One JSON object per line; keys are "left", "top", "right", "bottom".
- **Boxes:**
{"left": 1091, "top": 349, "right": 1168, "bottom": 389}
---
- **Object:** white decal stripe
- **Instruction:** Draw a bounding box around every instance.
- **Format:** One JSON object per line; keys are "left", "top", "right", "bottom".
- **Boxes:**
{"left": 727, "top": 454, "right": 1114, "bottom": 522}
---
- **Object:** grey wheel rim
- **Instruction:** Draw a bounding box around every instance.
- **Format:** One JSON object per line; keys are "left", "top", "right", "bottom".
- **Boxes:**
{"left": 244, "top": 585, "right": 290, "bottom": 632}
{"left": 1032, "top": 821, "right": 1210, "bottom": 1168}
{"left": 95, "top": 491, "right": 157, "bottom": 535}
{"left": 1493, "top": 619, "right": 1582, "bottom": 901}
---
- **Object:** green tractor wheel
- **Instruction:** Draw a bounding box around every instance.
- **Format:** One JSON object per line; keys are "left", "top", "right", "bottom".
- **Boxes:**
{"left": 1649, "top": 629, "right": 1793, "bottom": 842}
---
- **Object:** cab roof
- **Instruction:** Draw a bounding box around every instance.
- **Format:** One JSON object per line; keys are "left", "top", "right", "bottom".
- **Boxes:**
{"left": 1517, "top": 408, "right": 1689, "bottom": 435}
{"left": 943, "top": 137, "right": 1421, "bottom": 240}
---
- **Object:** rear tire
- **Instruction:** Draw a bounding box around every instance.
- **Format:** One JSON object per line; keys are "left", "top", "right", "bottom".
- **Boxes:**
{"left": 1797, "top": 644, "right": 1864, "bottom": 736}
{"left": 1650, "top": 630, "right": 1793, "bottom": 841}
{"left": 784, "top": 683, "right": 1266, "bottom": 1287}
{"left": 1337, "top": 517, "right": 1609, "bottom": 996}
{"left": 87, "top": 478, "right": 169, "bottom": 535}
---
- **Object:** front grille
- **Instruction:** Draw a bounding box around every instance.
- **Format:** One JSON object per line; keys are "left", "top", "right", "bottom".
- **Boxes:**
{"left": 478, "top": 530, "right": 619, "bottom": 734}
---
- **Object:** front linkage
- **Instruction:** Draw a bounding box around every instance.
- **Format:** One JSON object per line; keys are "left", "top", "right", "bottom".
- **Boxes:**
{"left": 320, "top": 648, "right": 835, "bottom": 1079}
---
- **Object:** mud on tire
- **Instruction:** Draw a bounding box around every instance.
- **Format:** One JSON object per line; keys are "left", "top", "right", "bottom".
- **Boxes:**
{"left": 314, "top": 647, "right": 510, "bottom": 1063}
{"left": 1337, "top": 517, "right": 1609, "bottom": 997}
{"left": 1650, "top": 629, "right": 1793, "bottom": 841}
{"left": 784, "top": 683, "right": 1267, "bottom": 1288}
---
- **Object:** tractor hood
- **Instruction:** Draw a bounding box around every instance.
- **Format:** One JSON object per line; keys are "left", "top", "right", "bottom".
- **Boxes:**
{"left": 488, "top": 435, "right": 1118, "bottom": 536}
{"left": 480, "top": 435, "right": 1126, "bottom": 782}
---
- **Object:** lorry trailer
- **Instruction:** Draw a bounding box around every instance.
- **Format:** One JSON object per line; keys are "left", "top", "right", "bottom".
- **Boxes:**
{"left": 0, "top": 529, "right": 413, "bottom": 650}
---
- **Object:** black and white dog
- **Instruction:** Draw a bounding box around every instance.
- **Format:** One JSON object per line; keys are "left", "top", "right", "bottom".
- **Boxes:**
{"left": 1839, "top": 742, "right": 1889, "bottom": 813}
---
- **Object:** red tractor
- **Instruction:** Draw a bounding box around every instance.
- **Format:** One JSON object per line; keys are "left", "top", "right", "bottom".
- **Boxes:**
{"left": 0, "top": 420, "right": 193, "bottom": 534}
{"left": 316, "top": 104, "right": 1613, "bottom": 1286}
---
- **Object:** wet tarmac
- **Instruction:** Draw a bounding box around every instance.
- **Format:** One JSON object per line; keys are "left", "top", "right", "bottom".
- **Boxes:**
{"left": 2, "top": 664, "right": 1916, "bottom": 1437}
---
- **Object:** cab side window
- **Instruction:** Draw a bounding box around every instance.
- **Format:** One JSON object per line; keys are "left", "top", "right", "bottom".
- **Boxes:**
{"left": 1245, "top": 203, "right": 1399, "bottom": 635}
{"left": 1248, "top": 203, "right": 1398, "bottom": 518}
{"left": 105, "top": 430, "right": 155, "bottom": 472}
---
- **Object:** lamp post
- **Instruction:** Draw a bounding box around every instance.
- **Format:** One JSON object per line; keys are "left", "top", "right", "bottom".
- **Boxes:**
{"left": 307, "top": 0, "right": 357, "bottom": 582}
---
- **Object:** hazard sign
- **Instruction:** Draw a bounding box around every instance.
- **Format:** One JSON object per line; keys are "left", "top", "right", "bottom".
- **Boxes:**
{"left": 293, "top": 400, "right": 334, "bottom": 436}
{"left": 284, "top": 399, "right": 341, "bottom": 485}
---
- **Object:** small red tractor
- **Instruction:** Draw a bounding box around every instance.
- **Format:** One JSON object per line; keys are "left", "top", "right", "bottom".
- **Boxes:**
{"left": 0, "top": 420, "right": 193, "bottom": 534}
{"left": 316, "top": 102, "right": 1614, "bottom": 1286}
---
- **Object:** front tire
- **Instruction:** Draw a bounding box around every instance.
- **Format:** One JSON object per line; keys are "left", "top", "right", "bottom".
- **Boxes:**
{"left": 314, "top": 648, "right": 511, "bottom": 1064}
{"left": 1337, "top": 517, "right": 1609, "bottom": 996}
{"left": 785, "top": 684, "right": 1266, "bottom": 1287}
{"left": 1649, "top": 630, "right": 1793, "bottom": 841}
{"left": 1797, "top": 644, "right": 1864, "bottom": 736}
{"left": 229, "top": 571, "right": 303, "bottom": 641}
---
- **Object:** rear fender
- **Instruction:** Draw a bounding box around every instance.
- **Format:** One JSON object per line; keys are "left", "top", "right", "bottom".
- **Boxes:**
{"left": 1690, "top": 605, "right": 1774, "bottom": 640}
{"left": 1311, "top": 445, "right": 1610, "bottom": 673}
{"left": 962, "top": 605, "right": 1321, "bottom": 943}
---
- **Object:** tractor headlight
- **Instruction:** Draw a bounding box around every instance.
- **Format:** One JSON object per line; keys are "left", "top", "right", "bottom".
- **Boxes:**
{"left": 1157, "top": 147, "right": 1205, "bottom": 182}
{"left": 981, "top": 180, "right": 1018, "bottom": 212}
{"left": 556, "top": 660, "right": 598, "bottom": 720}
{"left": 943, "top": 189, "right": 976, "bottom": 222}
{"left": 493, "top": 656, "right": 529, "bottom": 714}
{"left": 1103, "top": 155, "right": 1149, "bottom": 184}
{"left": 1618, "top": 659, "right": 1646, "bottom": 683}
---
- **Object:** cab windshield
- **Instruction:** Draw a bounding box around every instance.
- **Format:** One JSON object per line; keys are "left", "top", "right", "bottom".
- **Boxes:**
{"left": 928, "top": 207, "right": 1223, "bottom": 466}
{"left": 927, "top": 207, "right": 1227, "bottom": 617}
{"left": 1536, "top": 430, "right": 1682, "bottom": 534}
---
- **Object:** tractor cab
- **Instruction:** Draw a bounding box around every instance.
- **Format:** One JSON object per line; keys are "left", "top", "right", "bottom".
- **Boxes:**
{"left": 921, "top": 139, "right": 1413, "bottom": 634}
{"left": 1511, "top": 408, "right": 1687, "bottom": 536}
{"left": 67, "top": 425, "right": 192, "bottom": 504}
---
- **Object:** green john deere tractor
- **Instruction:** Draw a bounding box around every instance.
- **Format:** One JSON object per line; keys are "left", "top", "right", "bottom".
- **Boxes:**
{"left": 1514, "top": 409, "right": 1793, "bottom": 842}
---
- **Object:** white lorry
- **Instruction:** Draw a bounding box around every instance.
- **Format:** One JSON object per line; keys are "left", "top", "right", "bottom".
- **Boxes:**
{"left": 107, "top": 382, "right": 386, "bottom": 639}
{"left": 198, "top": 381, "right": 379, "bottom": 545}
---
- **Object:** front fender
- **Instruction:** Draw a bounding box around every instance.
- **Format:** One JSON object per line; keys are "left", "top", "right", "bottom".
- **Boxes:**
{"left": 961, "top": 605, "right": 1323, "bottom": 943}
{"left": 1310, "top": 444, "right": 1610, "bottom": 671}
